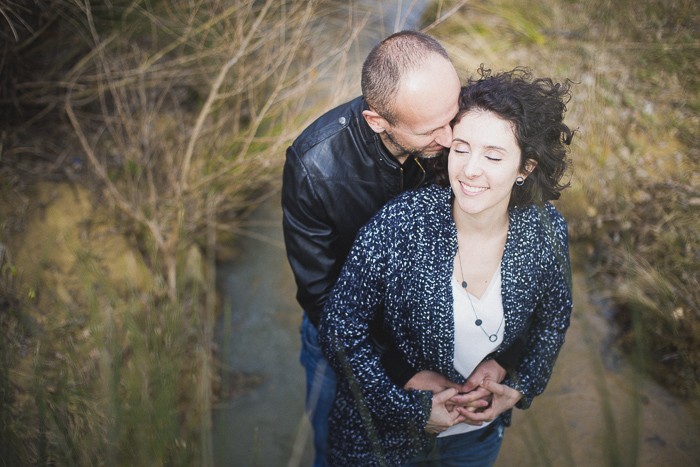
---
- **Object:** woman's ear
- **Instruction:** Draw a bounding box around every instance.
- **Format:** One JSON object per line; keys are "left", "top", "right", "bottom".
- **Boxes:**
{"left": 521, "top": 159, "right": 537, "bottom": 179}
{"left": 362, "top": 109, "right": 388, "bottom": 134}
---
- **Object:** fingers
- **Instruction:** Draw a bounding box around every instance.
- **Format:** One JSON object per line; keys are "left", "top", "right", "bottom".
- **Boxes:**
{"left": 428, "top": 371, "right": 459, "bottom": 390}
{"left": 454, "top": 406, "right": 487, "bottom": 426}
{"left": 458, "top": 380, "right": 522, "bottom": 423}
{"left": 404, "top": 370, "right": 461, "bottom": 393}
{"left": 480, "top": 379, "right": 521, "bottom": 403}
{"left": 425, "top": 387, "right": 466, "bottom": 433}
{"left": 464, "top": 359, "right": 507, "bottom": 391}
{"left": 479, "top": 378, "right": 504, "bottom": 395}
{"left": 451, "top": 387, "right": 491, "bottom": 403}
{"left": 434, "top": 387, "right": 459, "bottom": 403}
{"left": 457, "top": 405, "right": 493, "bottom": 419}
{"left": 450, "top": 391, "right": 491, "bottom": 410}
{"left": 487, "top": 360, "right": 507, "bottom": 383}
{"left": 463, "top": 371, "right": 484, "bottom": 392}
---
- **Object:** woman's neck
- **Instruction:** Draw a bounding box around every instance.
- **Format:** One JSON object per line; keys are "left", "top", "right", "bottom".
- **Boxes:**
{"left": 453, "top": 205, "right": 510, "bottom": 241}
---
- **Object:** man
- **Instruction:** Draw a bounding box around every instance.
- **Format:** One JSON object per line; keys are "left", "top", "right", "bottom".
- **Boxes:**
{"left": 282, "top": 31, "right": 511, "bottom": 466}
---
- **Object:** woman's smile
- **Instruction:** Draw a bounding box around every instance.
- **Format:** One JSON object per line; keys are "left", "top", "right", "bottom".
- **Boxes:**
{"left": 459, "top": 181, "right": 488, "bottom": 195}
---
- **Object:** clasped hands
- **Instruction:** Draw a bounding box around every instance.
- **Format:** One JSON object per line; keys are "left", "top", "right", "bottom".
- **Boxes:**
{"left": 403, "top": 360, "right": 522, "bottom": 434}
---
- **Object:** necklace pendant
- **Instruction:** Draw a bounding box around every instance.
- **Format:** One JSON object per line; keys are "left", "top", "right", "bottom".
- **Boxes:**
{"left": 475, "top": 319, "right": 482, "bottom": 326}
{"left": 489, "top": 334, "right": 497, "bottom": 342}
{"left": 461, "top": 281, "right": 468, "bottom": 289}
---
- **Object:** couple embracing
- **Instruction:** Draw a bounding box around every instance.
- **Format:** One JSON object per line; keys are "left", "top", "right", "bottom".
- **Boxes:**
{"left": 283, "top": 30, "right": 573, "bottom": 467}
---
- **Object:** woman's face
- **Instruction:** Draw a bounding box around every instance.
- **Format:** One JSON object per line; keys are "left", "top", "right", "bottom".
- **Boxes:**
{"left": 449, "top": 110, "right": 534, "bottom": 221}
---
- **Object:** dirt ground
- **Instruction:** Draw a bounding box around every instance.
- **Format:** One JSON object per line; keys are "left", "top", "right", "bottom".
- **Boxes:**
{"left": 497, "top": 270, "right": 700, "bottom": 467}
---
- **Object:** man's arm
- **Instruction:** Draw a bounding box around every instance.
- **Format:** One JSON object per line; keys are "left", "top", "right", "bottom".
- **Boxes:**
{"left": 281, "top": 146, "right": 342, "bottom": 327}
{"left": 282, "top": 145, "right": 428, "bottom": 389}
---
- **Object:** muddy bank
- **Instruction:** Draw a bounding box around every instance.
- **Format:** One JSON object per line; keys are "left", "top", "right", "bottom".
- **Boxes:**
{"left": 497, "top": 267, "right": 700, "bottom": 466}
{"left": 8, "top": 182, "right": 151, "bottom": 303}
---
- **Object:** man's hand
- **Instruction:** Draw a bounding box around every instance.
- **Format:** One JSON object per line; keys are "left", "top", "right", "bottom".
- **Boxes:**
{"left": 461, "top": 359, "right": 507, "bottom": 392}
{"left": 424, "top": 388, "right": 466, "bottom": 434}
{"left": 456, "top": 379, "right": 522, "bottom": 426}
{"left": 403, "top": 370, "right": 460, "bottom": 393}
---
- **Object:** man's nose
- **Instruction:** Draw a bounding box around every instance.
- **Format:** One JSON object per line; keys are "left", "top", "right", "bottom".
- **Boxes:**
{"left": 435, "top": 125, "right": 453, "bottom": 148}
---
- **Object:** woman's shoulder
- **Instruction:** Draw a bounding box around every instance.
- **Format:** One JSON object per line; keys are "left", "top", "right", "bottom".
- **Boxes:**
{"left": 509, "top": 202, "right": 569, "bottom": 250}
{"left": 511, "top": 202, "right": 567, "bottom": 231}
{"left": 506, "top": 203, "right": 571, "bottom": 282}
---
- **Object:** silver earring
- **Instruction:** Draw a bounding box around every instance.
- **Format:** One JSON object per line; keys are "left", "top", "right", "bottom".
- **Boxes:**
{"left": 515, "top": 176, "right": 525, "bottom": 186}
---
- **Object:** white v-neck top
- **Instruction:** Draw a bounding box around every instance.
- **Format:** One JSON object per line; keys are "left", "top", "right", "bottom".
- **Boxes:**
{"left": 439, "top": 264, "right": 504, "bottom": 437}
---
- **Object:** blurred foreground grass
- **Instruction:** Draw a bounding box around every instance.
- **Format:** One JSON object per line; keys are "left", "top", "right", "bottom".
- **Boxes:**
{"left": 0, "top": 0, "right": 698, "bottom": 465}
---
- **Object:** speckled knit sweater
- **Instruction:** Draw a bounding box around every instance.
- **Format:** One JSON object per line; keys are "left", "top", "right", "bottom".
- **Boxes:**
{"left": 318, "top": 184, "right": 573, "bottom": 467}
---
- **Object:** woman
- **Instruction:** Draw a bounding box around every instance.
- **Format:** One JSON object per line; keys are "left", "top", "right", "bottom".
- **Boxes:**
{"left": 319, "top": 66, "right": 575, "bottom": 466}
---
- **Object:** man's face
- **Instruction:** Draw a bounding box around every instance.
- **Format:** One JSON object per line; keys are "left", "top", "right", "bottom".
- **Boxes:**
{"left": 379, "top": 56, "right": 461, "bottom": 161}
{"left": 381, "top": 116, "right": 454, "bottom": 160}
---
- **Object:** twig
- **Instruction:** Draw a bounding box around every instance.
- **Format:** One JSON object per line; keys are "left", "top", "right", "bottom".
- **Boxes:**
{"left": 422, "top": 0, "right": 470, "bottom": 32}
{"left": 230, "top": 226, "right": 286, "bottom": 250}
{"left": 0, "top": 6, "right": 20, "bottom": 42}
{"left": 15, "top": 4, "right": 62, "bottom": 52}
{"left": 180, "top": 0, "right": 276, "bottom": 191}
{"left": 237, "top": 0, "right": 318, "bottom": 162}
{"left": 64, "top": 96, "right": 166, "bottom": 254}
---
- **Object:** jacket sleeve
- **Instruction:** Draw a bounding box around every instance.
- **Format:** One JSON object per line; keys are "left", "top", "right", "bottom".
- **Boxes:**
{"left": 318, "top": 216, "right": 433, "bottom": 429}
{"left": 281, "top": 145, "right": 343, "bottom": 327}
{"left": 506, "top": 208, "right": 573, "bottom": 408}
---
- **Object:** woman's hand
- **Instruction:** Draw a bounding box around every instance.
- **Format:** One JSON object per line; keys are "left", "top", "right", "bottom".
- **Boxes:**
{"left": 448, "top": 360, "right": 509, "bottom": 423}
{"left": 405, "top": 363, "right": 503, "bottom": 412}
{"left": 456, "top": 379, "right": 522, "bottom": 426}
{"left": 424, "top": 388, "right": 466, "bottom": 434}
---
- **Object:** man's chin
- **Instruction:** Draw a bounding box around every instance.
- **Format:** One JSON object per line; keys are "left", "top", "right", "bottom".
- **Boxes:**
{"left": 416, "top": 149, "right": 445, "bottom": 159}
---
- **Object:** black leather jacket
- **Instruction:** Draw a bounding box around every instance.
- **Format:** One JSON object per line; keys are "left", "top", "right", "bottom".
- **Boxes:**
{"left": 282, "top": 96, "right": 429, "bottom": 328}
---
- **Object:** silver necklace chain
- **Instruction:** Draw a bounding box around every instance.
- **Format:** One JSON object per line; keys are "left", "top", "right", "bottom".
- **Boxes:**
{"left": 456, "top": 246, "right": 504, "bottom": 343}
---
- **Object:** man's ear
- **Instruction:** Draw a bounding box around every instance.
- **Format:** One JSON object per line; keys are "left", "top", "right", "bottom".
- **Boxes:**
{"left": 521, "top": 159, "right": 537, "bottom": 179}
{"left": 362, "top": 109, "right": 388, "bottom": 134}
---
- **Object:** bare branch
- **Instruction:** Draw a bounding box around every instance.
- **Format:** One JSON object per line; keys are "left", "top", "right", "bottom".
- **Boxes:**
{"left": 180, "top": 0, "right": 276, "bottom": 191}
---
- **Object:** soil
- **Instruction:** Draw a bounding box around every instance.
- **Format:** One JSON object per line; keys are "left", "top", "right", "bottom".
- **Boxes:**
{"left": 7, "top": 181, "right": 151, "bottom": 312}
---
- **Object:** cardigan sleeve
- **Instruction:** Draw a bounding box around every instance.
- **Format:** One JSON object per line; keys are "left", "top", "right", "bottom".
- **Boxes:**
{"left": 506, "top": 206, "right": 573, "bottom": 408}
{"left": 318, "top": 214, "right": 433, "bottom": 429}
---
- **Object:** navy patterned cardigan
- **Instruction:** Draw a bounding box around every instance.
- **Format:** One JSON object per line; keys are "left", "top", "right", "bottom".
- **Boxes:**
{"left": 318, "top": 184, "right": 573, "bottom": 467}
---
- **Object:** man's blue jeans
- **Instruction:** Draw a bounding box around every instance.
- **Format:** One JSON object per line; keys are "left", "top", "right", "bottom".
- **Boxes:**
{"left": 403, "top": 416, "right": 505, "bottom": 467}
{"left": 299, "top": 315, "right": 337, "bottom": 467}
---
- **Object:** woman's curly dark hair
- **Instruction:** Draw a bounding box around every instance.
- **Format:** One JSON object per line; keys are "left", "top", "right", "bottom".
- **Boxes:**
{"left": 428, "top": 65, "right": 574, "bottom": 207}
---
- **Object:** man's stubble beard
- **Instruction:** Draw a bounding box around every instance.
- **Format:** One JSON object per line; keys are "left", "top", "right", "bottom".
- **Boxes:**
{"left": 382, "top": 127, "right": 443, "bottom": 160}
